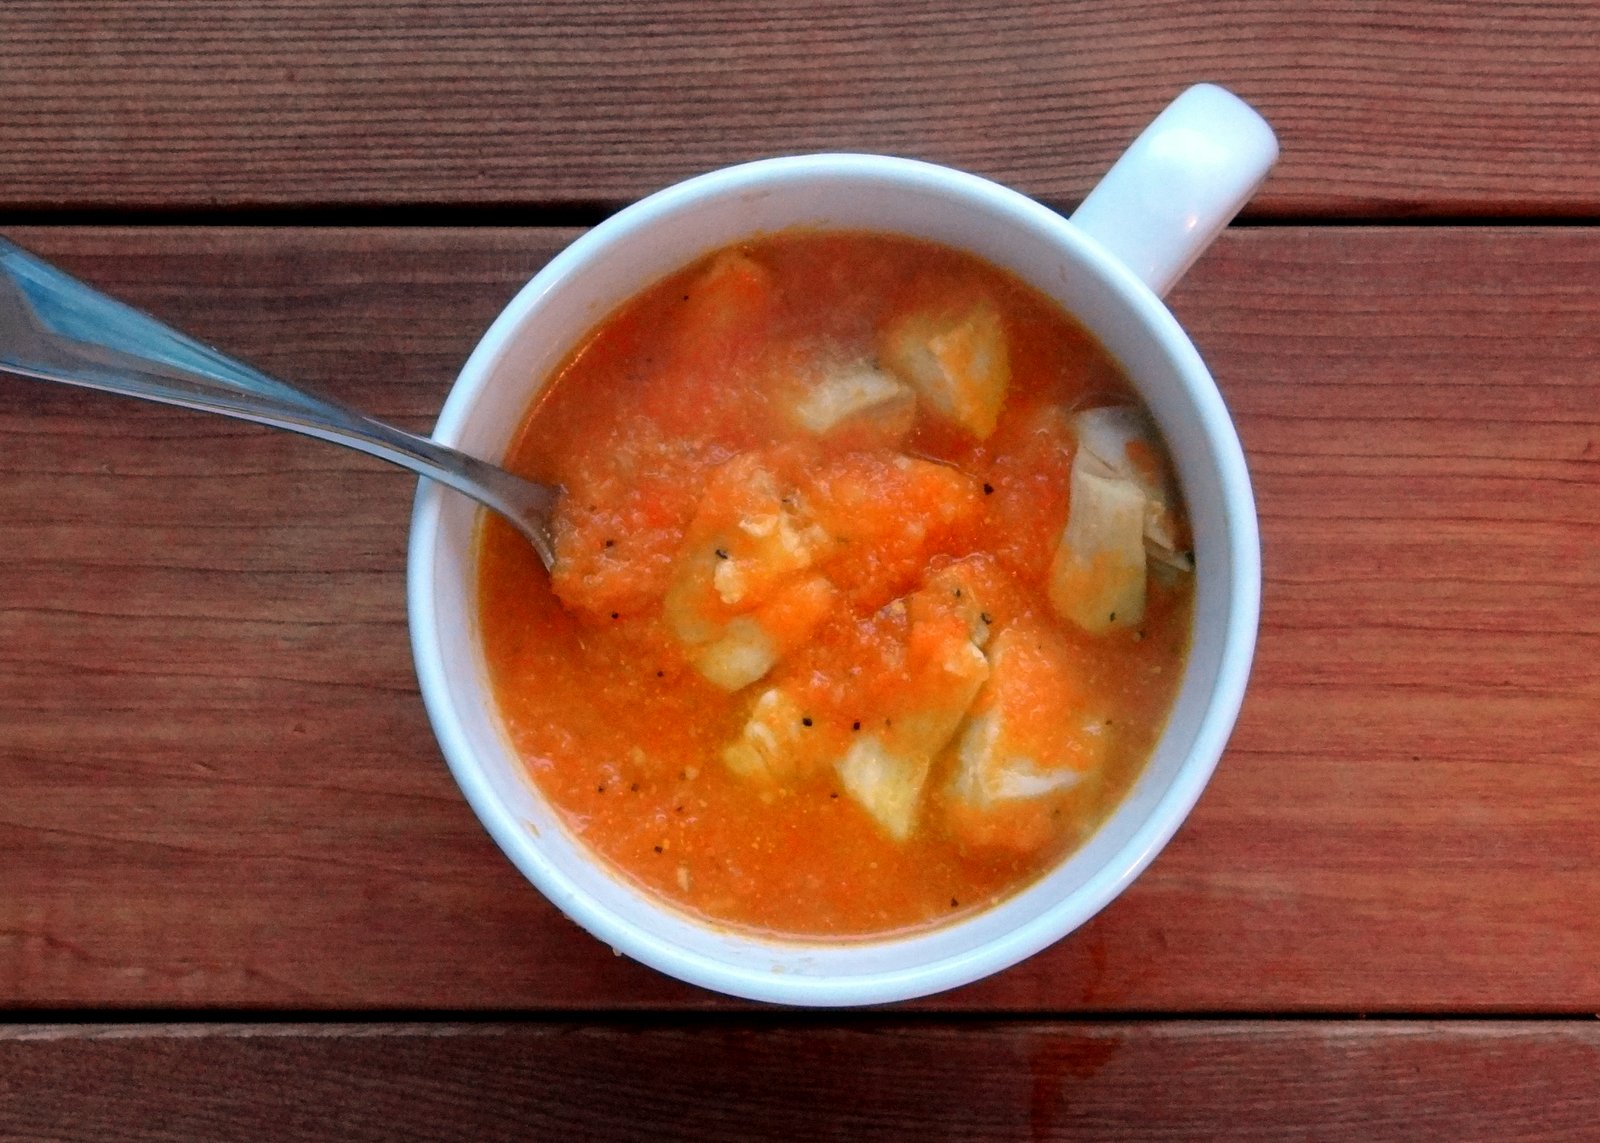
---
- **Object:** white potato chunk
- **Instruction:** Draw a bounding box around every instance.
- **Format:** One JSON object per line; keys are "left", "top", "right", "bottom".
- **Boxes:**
{"left": 723, "top": 687, "right": 813, "bottom": 785}
{"left": 890, "top": 632, "right": 991, "bottom": 753}
{"left": 713, "top": 468, "right": 830, "bottom": 607}
{"left": 947, "top": 707, "right": 1088, "bottom": 797}
{"left": 833, "top": 575, "right": 991, "bottom": 839}
{"left": 881, "top": 298, "right": 1010, "bottom": 439}
{"left": 835, "top": 736, "right": 929, "bottom": 842}
{"left": 1049, "top": 461, "right": 1148, "bottom": 634}
{"left": 954, "top": 711, "right": 1086, "bottom": 801}
{"left": 691, "top": 616, "right": 778, "bottom": 692}
{"left": 789, "top": 364, "right": 915, "bottom": 436}
{"left": 1071, "top": 405, "right": 1191, "bottom": 571}
{"left": 663, "top": 548, "right": 722, "bottom": 646}
{"left": 1072, "top": 405, "right": 1147, "bottom": 474}
{"left": 943, "top": 623, "right": 1113, "bottom": 852}
{"left": 949, "top": 626, "right": 1104, "bottom": 810}
{"left": 1049, "top": 404, "right": 1192, "bottom": 635}
{"left": 898, "top": 570, "right": 993, "bottom": 750}
{"left": 921, "top": 561, "right": 992, "bottom": 649}
{"left": 665, "top": 453, "right": 837, "bottom": 690}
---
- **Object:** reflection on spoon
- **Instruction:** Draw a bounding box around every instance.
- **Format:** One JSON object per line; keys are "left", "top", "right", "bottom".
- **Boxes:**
{"left": 0, "top": 237, "right": 559, "bottom": 567}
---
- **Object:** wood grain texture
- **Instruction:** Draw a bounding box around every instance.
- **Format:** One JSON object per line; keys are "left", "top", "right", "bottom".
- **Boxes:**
{"left": 2, "top": 1, "right": 1599, "bottom": 217}
{"left": 0, "top": 226, "right": 1596, "bottom": 1011}
{"left": 2, "top": 1021, "right": 1598, "bottom": 1141}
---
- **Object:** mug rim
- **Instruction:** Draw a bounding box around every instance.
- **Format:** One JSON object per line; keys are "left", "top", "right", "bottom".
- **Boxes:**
{"left": 408, "top": 152, "right": 1260, "bottom": 1005}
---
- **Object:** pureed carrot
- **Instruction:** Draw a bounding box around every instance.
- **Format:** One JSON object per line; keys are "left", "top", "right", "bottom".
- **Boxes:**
{"left": 477, "top": 231, "right": 1193, "bottom": 938}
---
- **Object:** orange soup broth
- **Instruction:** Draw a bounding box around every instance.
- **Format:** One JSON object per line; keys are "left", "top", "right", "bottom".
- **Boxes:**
{"left": 477, "top": 231, "right": 1193, "bottom": 938}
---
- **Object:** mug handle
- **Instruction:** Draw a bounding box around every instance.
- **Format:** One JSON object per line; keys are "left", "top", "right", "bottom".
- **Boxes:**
{"left": 1069, "top": 84, "right": 1278, "bottom": 298}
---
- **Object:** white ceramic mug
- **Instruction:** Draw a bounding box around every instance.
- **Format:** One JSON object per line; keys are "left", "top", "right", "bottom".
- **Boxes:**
{"left": 408, "top": 84, "right": 1276, "bottom": 1005}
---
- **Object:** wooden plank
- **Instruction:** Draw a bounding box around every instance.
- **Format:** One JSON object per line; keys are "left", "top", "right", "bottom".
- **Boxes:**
{"left": 0, "top": 226, "right": 1596, "bottom": 1011}
{"left": 2, "top": 1, "right": 1599, "bottom": 217}
{"left": 1, "top": 1021, "right": 1598, "bottom": 1140}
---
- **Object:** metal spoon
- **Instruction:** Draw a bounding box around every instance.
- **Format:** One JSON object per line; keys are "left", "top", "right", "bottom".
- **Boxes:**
{"left": 0, "top": 237, "right": 559, "bottom": 567}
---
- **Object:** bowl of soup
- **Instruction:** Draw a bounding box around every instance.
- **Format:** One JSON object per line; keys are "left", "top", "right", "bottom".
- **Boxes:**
{"left": 408, "top": 85, "right": 1274, "bottom": 1004}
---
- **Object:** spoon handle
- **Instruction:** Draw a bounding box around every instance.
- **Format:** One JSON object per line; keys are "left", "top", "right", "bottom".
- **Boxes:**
{"left": 0, "top": 238, "right": 556, "bottom": 565}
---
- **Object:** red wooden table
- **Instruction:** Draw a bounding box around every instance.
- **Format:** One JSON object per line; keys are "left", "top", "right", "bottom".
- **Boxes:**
{"left": 2, "top": 3, "right": 1598, "bottom": 1137}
